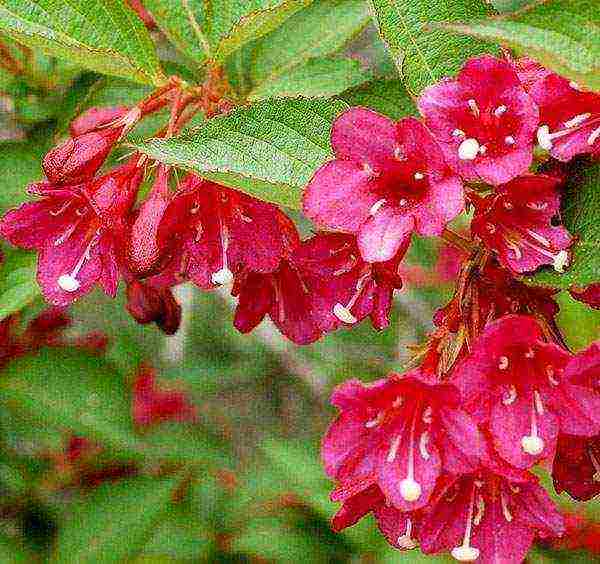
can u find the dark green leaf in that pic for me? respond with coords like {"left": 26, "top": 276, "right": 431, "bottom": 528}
{"left": 0, "top": 0, "right": 164, "bottom": 85}
{"left": 338, "top": 77, "right": 417, "bottom": 119}
{"left": 528, "top": 162, "right": 600, "bottom": 289}
{"left": 491, "top": 0, "right": 533, "bottom": 12}
{"left": 248, "top": 57, "right": 372, "bottom": 101}
{"left": 368, "top": 0, "right": 495, "bottom": 93}
{"left": 52, "top": 476, "right": 179, "bottom": 564}
{"left": 442, "top": 0, "right": 600, "bottom": 91}
{"left": 133, "top": 98, "right": 349, "bottom": 209}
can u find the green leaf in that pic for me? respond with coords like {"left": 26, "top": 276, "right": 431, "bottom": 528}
{"left": 528, "top": 162, "right": 600, "bottom": 289}
{"left": 248, "top": 57, "right": 372, "bottom": 101}
{"left": 247, "top": 0, "right": 370, "bottom": 94}
{"left": 368, "top": 0, "right": 495, "bottom": 93}
{"left": 491, "top": 0, "right": 532, "bottom": 12}
{"left": 0, "top": 0, "right": 164, "bottom": 85}
{"left": 52, "top": 476, "right": 179, "bottom": 564}
{"left": 338, "top": 77, "right": 417, "bottom": 119}
{"left": 442, "top": 0, "right": 600, "bottom": 91}
{"left": 133, "top": 98, "right": 349, "bottom": 209}
{"left": 0, "top": 250, "right": 40, "bottom": 321}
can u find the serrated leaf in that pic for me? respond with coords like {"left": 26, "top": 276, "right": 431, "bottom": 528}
{"left": 0, "top": 249, "right": 40, "bottom": 320}
{"left": 52, "top": 476, "right": 179, "bottom": 564}
{"left": 443, "top": 0, "right": 600, "bottom": 91}
{"left": 133, "top": 98, "right": 349, "bottom": 209}
{"left": 0, "top": 0, "right": 164, "bottom": 85}
{"left": 248, "top": 57, "right": 372, "bottom": 101}
{"left": 246, "top": 0, "right": 370, "bottom": 93}
{"left": 368, "top": 0, "right": 495, "bottom": 94}
{"left": 528, "top": 162, "right": 600, "bottom": 289}
{"left": 338, "top": 77, "right": 417, "bottom": 119}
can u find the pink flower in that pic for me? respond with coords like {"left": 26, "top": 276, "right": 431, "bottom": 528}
{"left": 43, "top": 107, "right": 140, "bottom": 185}
{"left": 293, "top": 232, "right": 408, "bottom": 331}
{"left": 530, "top": 73, "right": 600, "bottom": 161}
{"left": 132, "top": 364, "right": 196, "bottom": 427}
{"left": 322, "top": 372, "right": 484, "bottom": 512}
{"left": 471, "top": 174, "right": 573, "bottom": 274}
{"left": 420, "top": 465, "right": 564, "bottom": 563}
{"left": 303, "top": 109, "right": 463, "bottom": 262}
{"left": 157, "top": 174, "right": 288, "bottom": 289}
{"left": 0, "top": 161, "right": 143, "bottom": 306}
{"left": 509, "top": 56, "right": 552, "bottom": 92}
{"left": 453, "top": 316, "right": 600, "bottom": 469}
{"left": 570, "top": 283, "right": 600, "bottom": 310}
{"left": 418, "top": 55, "right": 539, "bottom": 185}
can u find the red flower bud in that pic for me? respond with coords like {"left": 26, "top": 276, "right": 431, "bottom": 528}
{"left": 126, "top": 280, "right": 181, "bottom": 335}
{"left": 69, "top": 106, "right": 129, "bottom": 136}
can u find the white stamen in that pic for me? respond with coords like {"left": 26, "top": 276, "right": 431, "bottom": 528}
{"left": 502, "top": 385, "right": 517, "bottom": 405}
{"left": 494, "top": 105, "right": 507, "bottom": 117}
{"left": 537, "top": 125, "right": 553, "bottom": 150}
{"left": 211, "top": 268, "right": 234, "bottom": 285}
{"left": 458, "top": 138, "right": 480, "bottom": 160}
{"left": 569, "top": 81, "right": 580, "bottom": 90}
{"left": 397, "top": 519, "right": 417, "bottom": 549}
{"left": 503, "top": 201, "right": 513, "bottom": 210}
{"left": 399, "top": 415, "right": 422, "bottom": 502}
{"left": 393, "top": 396, "right": 403, "bottom": 408}
{"left": 394, "top": 146, "right": 406, "bottom": 160}
{"left": 486, "top": 223, "right": 496, "bottom": 234}
{"left": 478, "top": 144, "right": 487, "bottom": 155}
{"left": 452, "top": 129, "right": 465, "bottom": 137}
{"left": 365, "top": 411, "right": 383, "bottom": 428}
{"left": 546, "top": 366, "right": 559, "bottom": 386}
{"left": 362, "top": 162, "right": 376, "bottom": 176}
{"left": 564, "top": 113, "right": 591, "bottom": 128}
{"left": 332, "top": 270, "right": 371, "bottom": 324}
{"left": 473, "top": 495, "right": 485, "bottom": 526}
{"left": 399, "top": 198, "right": 408, "bottom": 206}
{"left": 500, "top": 492, "right": 513, "bottom": 522}
{"left": 451, "top": 485, "right": 480, "bottom": 562}
{"left": 387, "top": 435, "right": 401, "bottom": 463}
{"left": 534, "top": 390, "right": 544, "bottom": 415}
{"left": 467, "top": 98, "right": 479, "bottom": 117}
{"left": 589, "top": 448, "right": 600, "bottom": 482}
{"left": 527, "top": 201, "right": 548, "bottom": 211}
{"left": 49, "top": 200, "right": 72, "bottom": 216}
{"left": 505, "top": 136, "right": 515, "bottom": 145}
{"left": 419, "top": 432, "right": 430, "bottom": 460}
{"left": 553, "top": 250, "right": 569, "bottom": 273}
{"left": 588, "top": 125, "right": 600, "bottom": 146}
{"left": 505, "top": 239, "right": 523, "bottom": 260}
{"left": 57, "top": 274, "right": 80, "bottom": 292}
{"left": 414, "top": 172, "right": 424, "bottom": 180}
{"left": 525, "top": 347, "right": 535, "bottom": 359}
{"left": 422, "top": 406, "right": 433, "bottom": 424}
{"left": 369, "top": 198, "right": 386, "bottom": 216}
{"left": 498, "top": 356, "right": 509, "bottom": 370}
{"left": 54, "top": 222, "right": 79, "bottom": 246}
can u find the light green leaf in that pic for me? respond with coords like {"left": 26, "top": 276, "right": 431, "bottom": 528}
{"left": 338, "top": 77, "right": 417, "bottom": 119}
{"left": 528, "top": 162, "right": 600, "bottom": 289}
{"left": 442, "top": 0, "right": 600, "bottom": 91}
{"left": 248, "top": 57, "right": 372, "bottom": 101}
{"left": 246, "top": 0, "right": 370, "bottom": 92}
{"left": 133, "top": 98, "right": 349, "bottom": 209}
{"left": 52, "top": 476, "right": 180, "bottom": 564}
{"left": 368, "top": 0, "right": 495, "bottom": 93}
{"left": 0, "top": 0, "right": 164, "bottom": 85}
{"left": 0, "top": 250, "right": 40, "bottom": 321}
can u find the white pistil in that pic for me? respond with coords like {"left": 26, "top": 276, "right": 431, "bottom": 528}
{"left": 500, "top": 492, "right": 513, "bottom": 522}
{"left": 414, "top": 172, "right": 424, "bottom": 180}
{"left": 473, "top": 495, "right": 485, "bottom": 526}
{"left": 521, "top": 394, "right": 545, "bottom": 456}
{"left": 397, "top": 518, "right": 417, "bottom": 550}
{"left": 419, "top": 431, "right": 431, "bottom": 460}
{"left": 332, "top": 271, "right": 370, "bottom": 324}
{"left": 588, "top": 125, "right": 600, "bottom": 146}
{"left": 494, "top": 105, "right": 507, "bottom": 117}
{"left": 387, "top": 435, "right": 401, "bottom": 463}
{"left": 369, "top": 198, "right": 386, "bottom": 216}
{"left": 564, "top": 113, "right": 591, "bottom": 128}
{"left": 502, "top": 385, "right": 517, "bottom": 405}
{"left": 451, "top": 484, "right": 480, "bottom": 562}
{"left": 211, "top": 223, "right": 233, "bottom": 285}
{"left": 57, "top": 274, "right": 80, "bottom": 292}
{"left": 505, "top": 135, "right": 515, "bottom": 145}
{"left": 467, "top": 98, "right": 480, "bottom": 117}
{"left": 498, "top": 356, "right": 509, "bottom": 370}
{"left": 588, "top": 448, "right": 600, "bottom": 482}
{"left": 458, "top": 138, "right": 480, "bottom": 160}
{"left": 57, "top": 235, "right": 98, "bottom": 293}
{"left": 399, "top": 415, "right": 422, "bottom": 502}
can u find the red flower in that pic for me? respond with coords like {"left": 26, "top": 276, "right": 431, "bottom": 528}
{"left": 530, "top": 73, "right": 600, "bottom": 161}
{"left": 418, "top": 55, "right": 539, "bottom": 185}
{"left": 552, "top": 434, "right": 600, "bottom": 501}
{"left": 126, "top": 279, "right": 181, "bottom": 335}
{"left": 43, "top": 106, "right": 140, "bottom": 185}
{"left": 132, "top": 365, "right": 196, "bottom": 427}
{"left": 303, "top": 109, "right": 463, "bottom": 262}
{"left": 0, "top": 161, "right": 143, "bottom": 306}
{"left": 570, "top": 283, "right": 600, "bottom": 310}
{"left": 293, "top": 232, "right": 408, "bottom": 332}
{"left": 157, "top": 174, "right": 289, "bottom": 289}
{"left": 471, "top": 174, "right": 573, "bottom": 274}
{"left": 454, "top": 316, "right": 600, "bottom": 469}
{"left": 321, "top": 372, "right": 484, "bottom": 512}
{"left": 420, "top": 465, "right": 563, "bottom": 563}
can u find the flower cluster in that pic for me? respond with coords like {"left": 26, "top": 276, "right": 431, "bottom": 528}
{"left": 316, "top": 54, "right": 600, "bottom": 563}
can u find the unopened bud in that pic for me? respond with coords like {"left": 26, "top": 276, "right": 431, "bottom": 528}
{"left": 70, "top": 106, "right": 129, "bottom": 136}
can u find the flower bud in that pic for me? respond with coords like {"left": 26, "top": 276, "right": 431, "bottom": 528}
{"left": 69, "top": 106, "right": 129, "bottom": 136}
{"left": 126, "top": 280, "right": 181, "bottom": 335}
